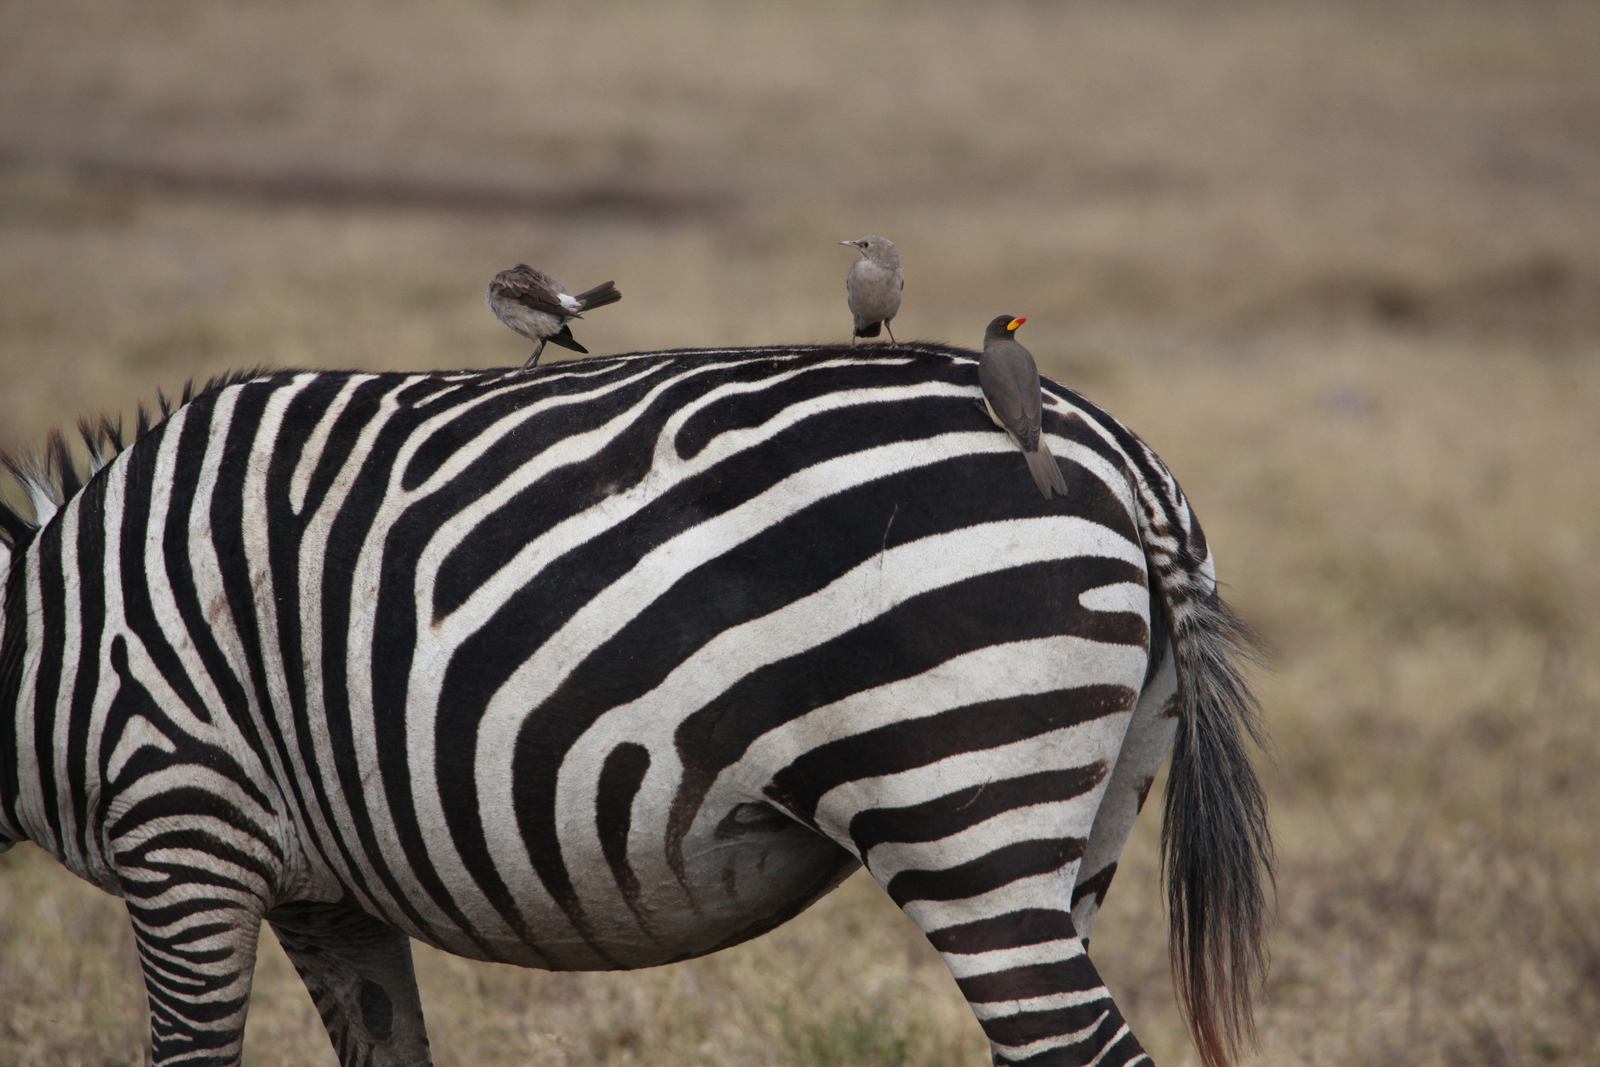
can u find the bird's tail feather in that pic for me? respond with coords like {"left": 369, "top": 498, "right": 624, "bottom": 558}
{"left": 853, "top": 320, "right": 882, "bottom": 339}
{"left": 1025, "top": 445, "right": 1069, "bottom": 499}
{"left": 574, "top": 281, "right": 621, "bottom": 311}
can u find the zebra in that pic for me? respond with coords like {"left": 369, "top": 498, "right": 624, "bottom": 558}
{"left": 0, "top": 342, "right": 1271, "bottom": 1067}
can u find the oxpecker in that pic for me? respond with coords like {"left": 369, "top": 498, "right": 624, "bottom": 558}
{"left": 979, "top": 315, "right": 1069, "bottom": 499}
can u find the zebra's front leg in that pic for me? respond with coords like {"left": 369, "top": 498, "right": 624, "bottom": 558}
{"left": 267, "top": 901, "right": 434, "bottom": 1067}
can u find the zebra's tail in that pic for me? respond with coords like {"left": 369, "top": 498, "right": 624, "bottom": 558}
{"left": 1144, "top": 511, "right": 1274, "bottom": 1067}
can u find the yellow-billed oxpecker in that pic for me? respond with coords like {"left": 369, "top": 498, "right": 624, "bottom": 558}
{"left": 979, "top": 314, "right": 1069, "bottom": 499}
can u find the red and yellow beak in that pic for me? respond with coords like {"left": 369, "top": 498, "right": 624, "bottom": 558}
{"left": 1007, "top": 317, "right": 1026, "bottom": 331}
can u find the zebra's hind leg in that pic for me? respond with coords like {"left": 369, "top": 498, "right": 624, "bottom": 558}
{"left": 831, "top": 759, "right": 1153, "bottom": 1064}
{"left": 916, "top": 896, "right": 1148, "bottom": 1066}
{"left": 1072, "top": 640, "right": 1180, "bottom": 944}
{"left": 122, "top": 893, "right": 264, "bottom": 1066}
{"left": 816, "top": 705, "right": 1155, "bottom": 1063}
{"left": 267, "top": 901, "right": 434, "bottom": 1067}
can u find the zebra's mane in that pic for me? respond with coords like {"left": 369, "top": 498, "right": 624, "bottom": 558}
{"left": 0, "top": 368, "right": 269, "bottom": 551}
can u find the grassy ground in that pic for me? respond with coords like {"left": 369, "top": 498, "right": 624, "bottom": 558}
{"left": 1, "top": 2, "right": 1597, "bottom": 1065}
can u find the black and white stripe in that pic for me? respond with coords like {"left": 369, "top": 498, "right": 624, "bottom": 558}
{"left": 0, "top": 343, "right": 1271, "bottom": 1067}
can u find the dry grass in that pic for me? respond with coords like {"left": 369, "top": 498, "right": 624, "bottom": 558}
{"left": 1, "top": 1, "right": 1598, "bottom": 1064}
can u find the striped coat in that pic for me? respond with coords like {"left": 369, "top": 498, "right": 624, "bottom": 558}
{"left": 0, "top": 343, "right": 1270, "bottom": 1067}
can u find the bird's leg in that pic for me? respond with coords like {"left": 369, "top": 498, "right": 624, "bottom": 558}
{"left": 522, "top": 339, "right": 547, "bottom": 369}
{"left": 849, "top": 333, "right": 858, "bottom": 347}
{"left": 885, "top": 322, "right": 899, "bottom": 347}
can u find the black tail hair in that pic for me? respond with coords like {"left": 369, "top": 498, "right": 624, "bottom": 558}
{"left": 574, "top": 280, "right": 621, "bottom": 312}
{"left": 1160, "top": 590, "right": 1274, "bottom": 1067}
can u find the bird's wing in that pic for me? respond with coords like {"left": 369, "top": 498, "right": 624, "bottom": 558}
{"left": 1019, "top": 370, "right": 1042, "bottom": 423}
{"left": 980, "top": 344, "right": 1044, "bottom": 443}
{"left": 490, "top": 274, "right": 573, "bottom": 317}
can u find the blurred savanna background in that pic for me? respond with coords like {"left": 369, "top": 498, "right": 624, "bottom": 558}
{"left": 2, "top": 0, "right": 1598, "bottom": 1064}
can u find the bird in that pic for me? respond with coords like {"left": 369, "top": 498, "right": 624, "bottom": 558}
{"left": 485, "top": 264, "right": 621, "bottom": 368}
{"left": 979, "top": 315, "right": 1069, "bottom": 500}
{"left": 840, "top": 236, "right": 903, "bottom": 345}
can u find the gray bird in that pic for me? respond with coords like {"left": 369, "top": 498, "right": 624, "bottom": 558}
{"left": 486, "top": 264, "right": 621, "bottom": 368}
{"left": 979, "top": 315, "right": 1069, "bottom": 500}
{"left": 840, "top": 236, "right": 903, "bottom": 345}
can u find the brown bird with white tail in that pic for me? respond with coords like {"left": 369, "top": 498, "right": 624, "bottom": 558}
{"left": 486, "top": 264, "right": 621, "bottom": 368}
{"left": 979, "top": 315, "right": 1069, "bottom": 499}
